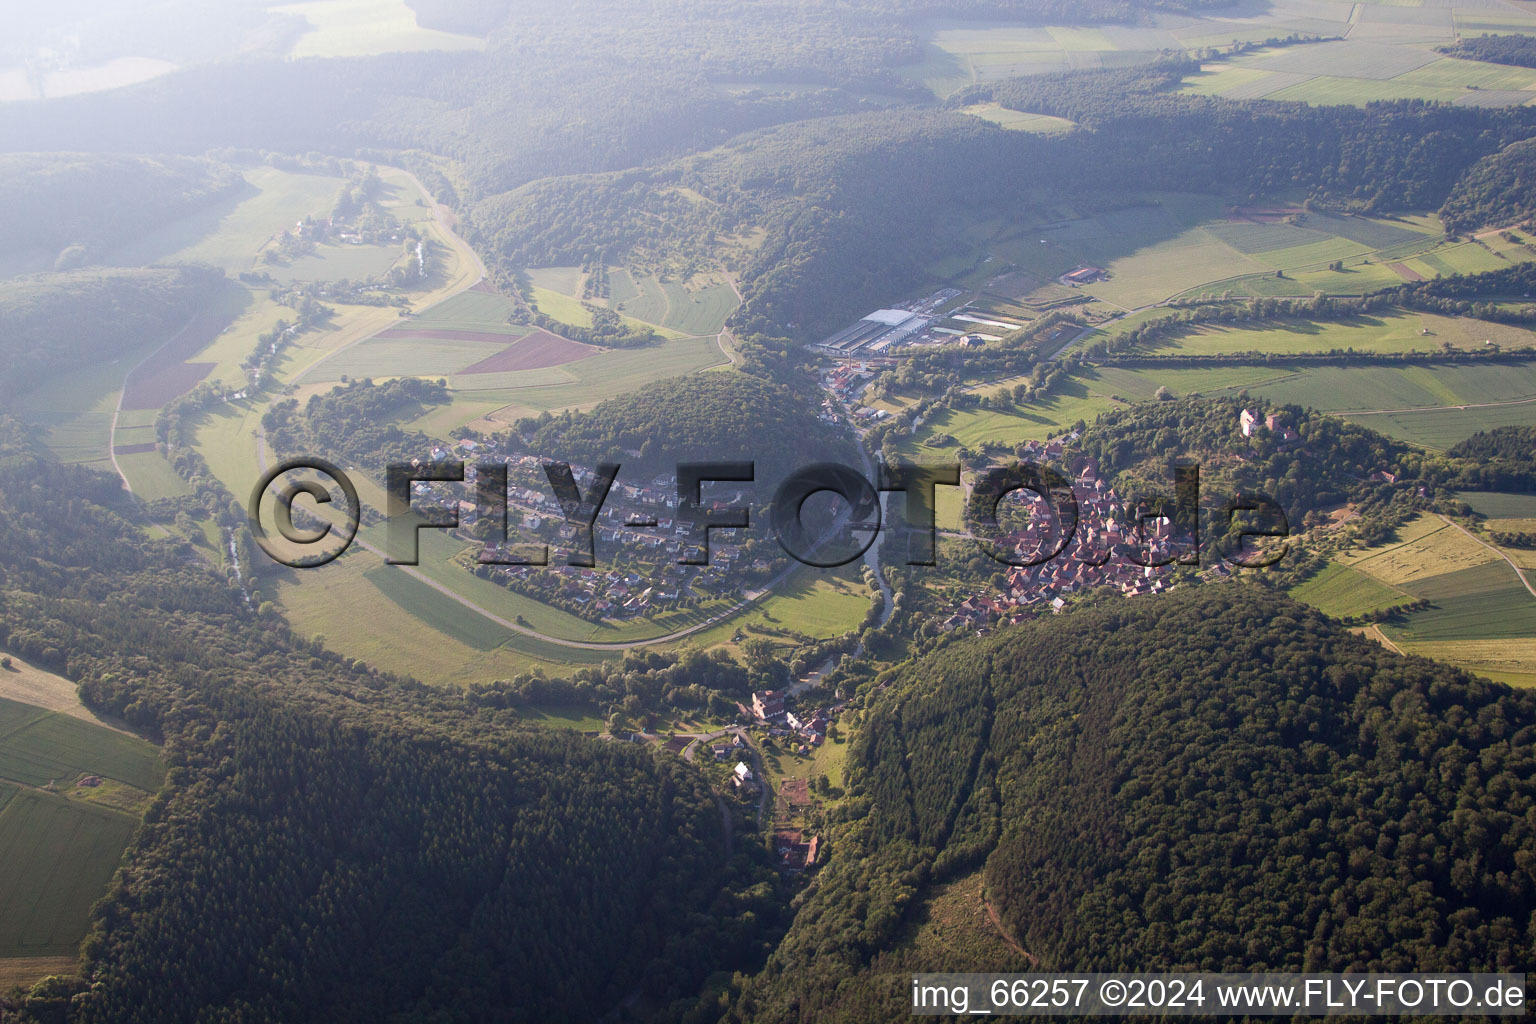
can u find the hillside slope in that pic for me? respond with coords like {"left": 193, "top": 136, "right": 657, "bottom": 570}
{"left": 0, "top": 421, "right": 775, "bottom": 1024}
{"left": 732, "top": 587, "right": 1536, "bottom": 1021}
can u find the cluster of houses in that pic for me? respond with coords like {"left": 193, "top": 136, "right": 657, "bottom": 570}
{"left": 940, "top": 449, "right": 1180, "bottom": 632}
{"left": 748, "top": 690, "right": 832, "bottom": 756}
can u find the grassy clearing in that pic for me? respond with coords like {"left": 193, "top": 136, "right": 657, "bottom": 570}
{"left": 412, "top": 289, "right": 522, "bottom": 329}
{"left": 513, "top": 705, "right": 607, "bottom": 732}
{"left": 279, "top": 241, "right": 407, "bottom": 283}
{"left": 659, "top": 278, "right": 738, "bottom": 335}
{"left": 0, "top": 790, "right": 138, "bottom": 957}
{"left": 1346, "top": 403, "right": 1536, "bottom": 451}
{"left": 441, "top": 334, "right": 729, "bottom": 420}
{"left": 363, "top": 564, "right": 516, "bottom": 652}
{"left": 958, "top": 102, "right": 1076, "bottom": 134}
{"left": 1290, "top": 562, "right": 1413, "bottom": 618}
{"left": 739, "top": 568, "right": 872, "bottom": 639}
{"left": 309, "top": 335, "right": 514, "bottom": 381}
{"left": 15, "top": 334, "right": 167, "bottom": 469}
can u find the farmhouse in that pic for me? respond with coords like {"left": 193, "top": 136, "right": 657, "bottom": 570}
{"left": 752, "top": 690, "right": 785, "bottom": 720}
{"left": 1062, "top": 265, "right": 1107, "bottom": 286}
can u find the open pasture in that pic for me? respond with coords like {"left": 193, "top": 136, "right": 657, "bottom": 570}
{"left": 1137, "top": 310, "right": 1536, "bottom": 357}
{"left": 412, "top": 287, "right": 522, "bottom": 330}
{"left": 274, "top": 550, "right": 613, "bottom": 687}
{"left": 430, "top": 334, "right": 730, "bottom": 423}
{"left": 958, "top": 102, "right": 1076, "bottom": 134}
{"left": 1349, "top": 402, "right": 1536, "bottom": 450}
{"left": 1183, "top": 28, "right": 1536, "bottom": 108}
{"left": 119, "top": 290, "right": 248, "bottom": 409}
{"left": 276, "top": 241, "right": 406, "bottom": 283}
{"left": 116, "top": 450, "right": 193, "bottom": 500}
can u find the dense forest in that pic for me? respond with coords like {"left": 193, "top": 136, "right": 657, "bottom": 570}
{"left": 1448, "top": 425, "right": 1536, "bottom": 461}
{"left": 520, "top": 371, "right": 852, "bottom": 484}
{"left": 1437, "top": 33, "right": 1536, "bottom": 69}
{"left": 473, "top": 110, "right": 1034, "bottom": 340}
{"left": 729, "top": 589, "right": 1536, "bottom": 1021}
{"left": 263, "top": 377, "right": 451, "bottom": 471}
{"left": 1439, "top": 137, "right": 1536, "bottom": 231}
{"left": 0, "top": 266, "right": 229, "bottom": 399}
{"left": 981, "top": 60, "right": 1536, "bottom": 210}
{"left": 474, "top": 61, "right": 1536, "bottom": 341}
{"left": 0, "top": 414, "right": 781, "bottom": 1024}
{"left": 0, "top": 154, "right": 242, "bottom": 267}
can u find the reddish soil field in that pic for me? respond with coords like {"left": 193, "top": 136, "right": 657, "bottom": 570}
{"left": 469, "top": 279, "right": 500, "bottom": 294}
{"left": 111, "top": 442, "right": 159, "bottom": 456}
{"left": 1387, "top": 262, "right": 1425, "bottom": 282}
{"left": 459, "top": 330, "right": 597, "bottom": 374}
{"left": 374, "top": 327, "right": 521, "bottom": 343}
{"left": 119, "top": 306, "right": 234, "bottom": 410}
{"left": 122, "top": 362, "right": 215, "bottom": 409}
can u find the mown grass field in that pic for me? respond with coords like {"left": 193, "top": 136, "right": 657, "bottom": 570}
{"left": 1337, "top": 515, "right": 1495, "bottom": 586}
{"left": 0, "top": 790, "right": 138, "bottom": 957}
{"left": 740, "top": 568, "right": 872, "bottom": 639}
{"left": 958, "top": 102, "right": 1076, "bottom": 134}
{"left": 1399, "top": 638, "right": 1536, "bottom": 688}
{"left": 429, "top": 333, "right": 730, "bottom": 422}
{"left": 116, "top": 450, "right": 193, "bottom": 501}
{"left": 529, "top": 265, "right": 738, "bottom": 336}
{"left": 274, "top": 0, "right": 486, "bottom": 58}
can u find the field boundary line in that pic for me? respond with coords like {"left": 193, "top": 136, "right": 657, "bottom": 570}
{"left": 1440, "top": 514, "right": 1536, "bottom": 600}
